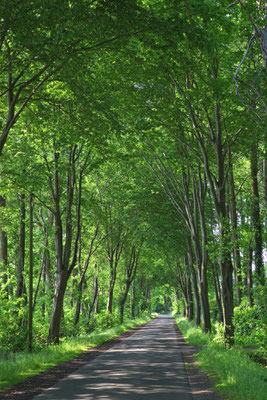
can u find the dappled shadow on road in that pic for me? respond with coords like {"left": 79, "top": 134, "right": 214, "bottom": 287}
{"left": 35, "top": 317, "right": 192, "bottom": 400}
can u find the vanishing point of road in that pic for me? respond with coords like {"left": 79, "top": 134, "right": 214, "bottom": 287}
{"left": 33, "top": 315, "right": 193, "bottom": 399}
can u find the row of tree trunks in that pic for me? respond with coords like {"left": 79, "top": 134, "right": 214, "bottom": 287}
{"left": 175, "top": 260, "right": 193, "bottom": 321}
{"left": 46, "top": 144, "right": 90, "bottom": 344}
{"left": 186, "top": 237, "right": 201, "bottom": 326}
{"left": 119, "top": 244, "right": 142, "bottom": 323}
{"left": 74, "top": 223, "right": 102, "bottom": 326}
{"left": 146, "top": 141, "right": 211, "bottom": 332}
{"left": 173, "top": 74, "right": 235, "bottom": 344}
{"left": 211, "top": 262, "right": 223, "bottom": 322}
{"left": 106, "top": 229, "right": 127, "bottom": 314}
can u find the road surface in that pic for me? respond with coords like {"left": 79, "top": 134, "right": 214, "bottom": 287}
{"left": 33, "top": 315, "right": 193, "bottom": 399}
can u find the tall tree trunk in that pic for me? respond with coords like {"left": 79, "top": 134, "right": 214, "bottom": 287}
{"left": 185, "top": 271, "right": 193, "bottom": 321}
{"left": 186, "top": 237, "right": 201, "bottom": 326}
{"left": 247, "top": 247, "right": 254, "bottom": 307}
{"left": 28, "top": 194, "right": 34, "bottom": 352}
{"left": 47, "top": 145, "right": 90, "bottom": 343}
{"left": 94, "top": 287, "right": 100, "bottom": 315}
{"left": 147, "top": 287, "right": 151, "bottom": 314}
{"left": 200, "top": 101, "right": 234, "bottom": 345}
{"left": 219, "top": 219, "right": 234, "bottom": 345}
{"left": 74, "top": 281, "right": 83, "bottom": 326}
{"left": 47, "top": 145, "right": 84, "bottom": 343}
{"left": 87, "top": 274, "right": 99, "bottom": 324}
{"left": 74, "top": 224, "right": 101, "bottom": 325}
{"left": 106, "top": 231, "right": 127, "bottom": 314}
{"left": 130, "top": 278, "right": 136, "bottom": 319}
{"left": 263, "top": 149, "right": 267, "bottom": 210}
{"left": 185, "top": 170, "right": 211, "bottom": 332}
{"left": 42, "top": 232, "right": 52, "bottom": 317}
{"left": 195, "top": 174, "right": 211, "bottom": 332}
{"left": 250, "top": 141, "right": 264, "bottom": 285}
{"left": 48, "top": 271, "right": 69, "bottom": 343}
{"left": 0, "top": 195, "right": 8, "bottom": 296}
{"left": 33, "top": 260, "right": 44, "bottom": 313}
{"left": 228, "top": 164, "right": 242, "bottom": 305}
{"left": 119, "top": 245, "right": 141, "bottom": 323}
{"left": 48, "top": 148, "right": 65, "bottom": 344}
{"left": 107, "top": 277, "right": 116, "bottom": 314}
{"left": 16, "top": 193, "right": 25, "bottom": 298}
{"left": 119, "top": 280, "right": 131, "bottom": 323}
{"left": 175, "top": 261, "right": 190, "bottom": 320}
{"left": 211, "top": 262, "right": 223, "bottom": 322}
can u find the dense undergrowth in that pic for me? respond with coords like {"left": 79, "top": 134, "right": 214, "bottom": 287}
{"left": 0, "top": 314, "right": 152, "bottom": 392}
{"left": 175, "top": 314, "right": 267, "bottom": 400}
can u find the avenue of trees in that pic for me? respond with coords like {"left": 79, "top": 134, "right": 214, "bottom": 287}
{"left": 0, "top": 0, "right": 266, "bottom": 351}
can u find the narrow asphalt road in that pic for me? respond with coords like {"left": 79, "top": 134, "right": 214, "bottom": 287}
{"left": 33, "top": 315, "right": 193, "bottom": 400}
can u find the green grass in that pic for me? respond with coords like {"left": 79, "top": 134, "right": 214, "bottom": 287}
{"left": 176, "top": 316, "right": 212, "bottom": 346}
{"left": 175, "top": 316, "right": 267, "bottom": 400}
{"left": 196, "top": 344, "right": 267, "bottom": 400}
{"left": 0, "top": 315, "right": 151, "bottom": 392}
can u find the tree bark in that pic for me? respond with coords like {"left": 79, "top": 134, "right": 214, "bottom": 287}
{"left": 119, "top": 280, "right": 131, "bottom": 323}
{"left": 194, "top": 172, "right": 211, "bottom": 332}
{"left": 228, "top": 164, "right": 242, "bottom": 305}
{"left": 119, "top": 244, "right": 141, "bottom": 323}
{"left": 94, "top": 287, "right": 100, "bottom": 315}
{"left": 175, "top": 260, "right": 191, "bottom": 320}
{"left": 16, "top": 193, "right": 26, "bottom": 298}
{"left": 74, "top": 224, "right": 101, "bottom": 325}
{"left": 247, "top": 247, "right": 254, "bottom": 307}
{"left": 106, "top": 230, "right": 127, "bottom": 314}
{"left": 263, "top": 149, "right": 267, "bottom": 210}
{"left": 28, "top": 194, "right": 34, "bottom": 352}
{"left": 0, "top": 195, "right": 8, "bottom": 297}
{"left": 198, "top": 101, "right": 234, "bottom": 345}
{"left": 47, "top": 144, "right": 85, "bottom": 344}
{"left": 107, "top": 275, "right": 116, "bottom": 314}
{"left": 250, "top": 141, "right": 264, "bottom": 285}
{"left": 186, "top": 237, "right": 201, "bottom": 326}
{"left": 87, "top": 274, "right": 99, "bottom": 324}
{"left": 185, "top": 271, "right": 193, "bottom": 321}
{"left": 130, "top": 278, "right": 136, "bottom": 318}
{"left": 211, "top": 262, "right": 223, "bottom": 322}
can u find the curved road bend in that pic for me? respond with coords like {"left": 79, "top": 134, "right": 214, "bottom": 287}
{"left": 33, "top": 315, "right": 193, "bottom": 399}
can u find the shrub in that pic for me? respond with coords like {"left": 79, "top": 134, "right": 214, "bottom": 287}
{"left": 233, "top": 299, "right": 267, "bottom": 348}
{"left": 213, "top": 321, "right": 224, "bottom": 344}
{"left": 95, "top": 310, "right": 120, "bottom": 330}
{"left": 0, "top": 277, "right": 28, "bottom": 352}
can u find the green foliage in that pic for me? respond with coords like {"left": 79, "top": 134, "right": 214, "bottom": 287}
{"left": 0, "top": 274, "right": 27, "bottom": 353}
{"left": 212, "top": 321, "right": 224, "bottom": 344}
{"left": 0, "top": 0, "right": 265, "bottom": 387}
{"left": 95, "top": 311, "right": 120, "bottom": 330}
{"left": 233, "top": 299, "right": 267, "bottom": 348}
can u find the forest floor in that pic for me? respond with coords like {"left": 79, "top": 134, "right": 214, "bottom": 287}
{"left": 0, "top": 316, "right": 224, "bottom": 400}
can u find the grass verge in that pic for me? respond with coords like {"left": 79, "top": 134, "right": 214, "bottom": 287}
{"left": 0, "top": 315, "right": 151, "bottom": 392}
{"left": 175, "top": 316, "right": 267, "bottom": 400}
